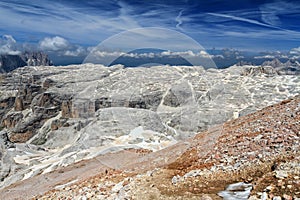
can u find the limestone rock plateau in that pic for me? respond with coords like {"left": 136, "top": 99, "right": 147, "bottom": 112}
{"left": 0, "top": 64, "right": 299, "bottom": 199}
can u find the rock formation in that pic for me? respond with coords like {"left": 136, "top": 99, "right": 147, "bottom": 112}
{"left": 262, "top": 58, "right": 300, "bottom": 75}
{"left": 1, "top": 94, "right": 299, "bottom": 200}
{"left": 0, "top": 52, "right": 52, "bottom": 73}
{"left": 0, "top": 63, "right": 299, "bottom": 195}
{"left": 20, "top": 51, "right": 53, "bottom": 67}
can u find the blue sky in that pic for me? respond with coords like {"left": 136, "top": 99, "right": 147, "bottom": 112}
{"left": 0, "top": 0, "right": 300, "bottom": 65}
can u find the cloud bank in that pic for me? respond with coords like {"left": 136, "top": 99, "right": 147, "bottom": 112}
{"left": 89, "top": 50, "right": 218, "bottom": 59}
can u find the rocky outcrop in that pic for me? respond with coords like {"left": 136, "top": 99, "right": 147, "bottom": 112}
{"left": 0, "top": 64, "right": 299, "bottom": 191}
{"left": 262, "top": 58, "right": 300, "bottom": 75}
{"left": 241, "top": 65, "right": 278, "bottom": 76}
{"left": 61, "top": 100, "right": 72, "bottom": 118}
{"left": 0, "top": 55, "right": 26, "bottom": 73}
{"left": 0, "top": 97, "right": 15, "bottom": 120}
{"left": 0, "top": 52, "right": 52, "bottom": 73}
{"left": 14, "top": 96, "right": 24, "bottom": 111}
{"left": 20, "top": 51, "right": 53, "bottom": 67}
{"left": 6, "top": 95, "right": 298, "bottom": 200}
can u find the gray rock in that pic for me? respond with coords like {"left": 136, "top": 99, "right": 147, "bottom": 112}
{"left": 183, "top": 170, "right": 203, "bottom": 178}
{"left": 171, "top": 175, "right": 182, "bottom": 185}
{"left": 261, "top": 192, "right": 268, "bottom": 200}
{"left": 0, "top": 130, "right": 14, "bottom": 149}
{"left": 0, "top": 52, "right": 52, "bottom": 73}
{"left": 0, "top": 64, "right": 299, "bottom": 189}
{"left": 0, "top": 55, "right": 26, "bottom": 73}
{"left": 275, "top": 170, "right": 288, "bottom": 179}
{"left": 20, "top": 51, "right": 53, "bottom": 67}
{"left": 262, "top": 58, "right": 300, "bottom": 75}
{"left": 163, "top": 81, "right": 193, "bottom": 107}
{"left": 218, "top": 182, "right": 252, "bottom": 200}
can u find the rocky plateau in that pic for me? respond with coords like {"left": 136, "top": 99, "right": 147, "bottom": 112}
{"left": 0, "top": 63, "right": 299, "bottom": 199}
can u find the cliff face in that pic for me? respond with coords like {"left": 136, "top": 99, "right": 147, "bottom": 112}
{"left": 20, "top": 51, "right": 53, "bottom": 67}
{"left": 0, "top": 52, "right": 52, "bottom": 73}
{"left": 262, "top": 58, "right": 300, "bottom": 75}
{"left": 0, "top": 55, "right": 26, "bottom": 73}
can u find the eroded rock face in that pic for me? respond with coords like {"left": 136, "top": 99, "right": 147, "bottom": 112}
{"left": 0, "top": 64, "right": 299, "bottom": 189}
{"left": 0, "top": 65, "right": 299, "bottom": 138}
{"left": 0, "top": 64, "right": 299, "bottom": 143}
{"left": 20, "top": 52, "right": 53, "bottom": 67}
{"left": 0, "top": 55, "right": 26, "bottom": 73}
{"left": 262, "top": 58, "right": 300, "bottom": 75}
{"left": 0, "top": 52, "right": 52, "bottom": 73}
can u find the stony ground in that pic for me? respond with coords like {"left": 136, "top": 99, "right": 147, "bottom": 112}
{"left": 24, "top": 95, "right": 298, "bottom": 199}
{"left": 1, "top": 64, "right": 300, "bottom": 194}
{"left": 0, "top": 95, "right": 299, "bottom": 199}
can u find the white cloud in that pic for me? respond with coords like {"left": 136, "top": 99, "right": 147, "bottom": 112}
{"left": 64, "top": 46, "right": 86, "bottom": 57}
{"left": 254, "top": 54, "right": 289, "bottom": 59}
{"left": 138, "top": 52, "right": 155, "bottom": 58}
{"left": 92, "top": 51, "right": 125, "bottom": 58}
{"left": 290, "top": 47, "right": 300, "bottom": 55}
{"left": 88, "top": 50, "right": 215, "bottom": 59}
{"left": 39, "top": 36, "right": 70, "bottom": 51}
{"left": 38, "top": 36, "right": 87, "bottom": 57}
{"left": 198, "top": 50, "right": 211, "bottom": 58}
{"left": 254, "top": 55, "right": 275, "bottom": 59}
{"left": 235, "top": 55, "right": 244, "bottom": 59}
{"left": 0, "top": 34, "right": 21, "bottom": 55}
{"left": 161, "top": 50, "right": 213, "bottom": 58}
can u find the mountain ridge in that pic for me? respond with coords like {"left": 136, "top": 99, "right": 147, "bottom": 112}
{"left": 0, "top": 52, "right": 52, "bottom": 73}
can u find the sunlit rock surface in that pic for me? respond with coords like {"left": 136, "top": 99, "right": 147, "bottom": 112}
{"left": 0, "top": 64, "right": 299, "bottom": 189}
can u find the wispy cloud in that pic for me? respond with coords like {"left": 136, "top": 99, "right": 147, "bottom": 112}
{"left": 117, "top": 1, "right": 141, "bottom": 29}
{"left": 259, "top": 1, "right": 300, "bottom": 26}
{"left": 175, "top": 10, "right": 184, "bottom": 30}
{"left": 0, "top": 0, "right": 143, "bottom": 44}
{"left": 0, "top": 0, "right": 300, "bottom": 53}
{"left": 207, "top": 12, "right": 278, "bottom": 29}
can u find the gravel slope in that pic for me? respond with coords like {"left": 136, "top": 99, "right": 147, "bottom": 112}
{"left": 0, "top": 95, "right": 298, "bottom": 199}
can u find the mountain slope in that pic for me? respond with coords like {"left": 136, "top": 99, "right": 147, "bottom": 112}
{"left": 0, "top": 52, "right": 52, "bottom": 73}
{"left": 0, "top": 95, "right": 299, "bottom": 199}
{"left": 0, "top": 64, "right": 299, "bottom": 199}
